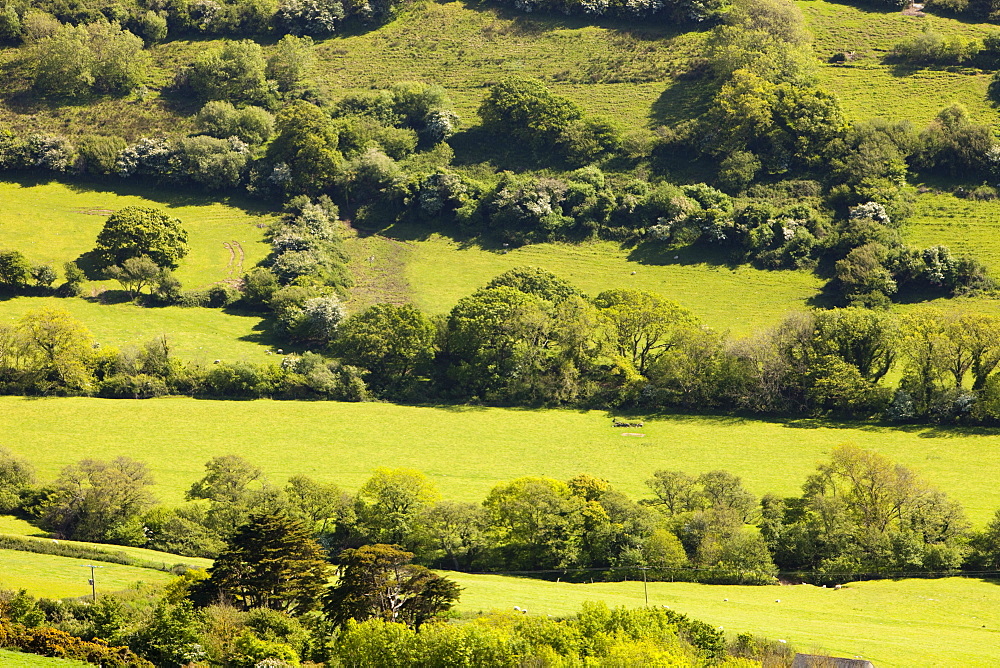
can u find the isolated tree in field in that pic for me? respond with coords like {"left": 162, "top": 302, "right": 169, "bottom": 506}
{"left": 0, "top": 447, "right": 34, "bottom": 512}
{"left": 325, "top": 544, "right": 461, "bottom": 629}
{"left": 30, "top": 456, "right": 156, "bottom": 544}
{"left": 107, "top": 255, "right": 162, "bottom": 298}
{"left": 200, "top": 512, "right": 331, "bottom": 614}
{"left": 94, "top": 206, "right": 188, "bottom": 269}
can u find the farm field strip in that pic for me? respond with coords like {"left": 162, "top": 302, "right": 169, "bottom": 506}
{"left": 448, "top": 572, "right": 1000, "bottom": 668}
{"left": 3, "top": 396, "right": 1000, "bottom": 525}
{"left": 0, "top": 549, "right": 172, "bottom": 600}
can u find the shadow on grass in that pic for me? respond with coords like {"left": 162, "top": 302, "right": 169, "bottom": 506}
{"left": 0, "top": 171, "right": 277, "bottom": 218}
{"left": 650, "top": 77, "right": 716, "bottom": 128}
{"left": 626, "top": 240, "right": 740, "bottom": 269}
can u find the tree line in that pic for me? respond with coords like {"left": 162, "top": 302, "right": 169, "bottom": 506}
{"left": 7, "top": 265, "right": 1000, "bottom": 424}
{"left": 4, "top": 443, "right": 1000, "bottom": 584}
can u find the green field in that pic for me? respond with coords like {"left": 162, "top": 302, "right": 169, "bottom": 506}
{"left": 0, "top": 549, "right": 172, "bottom": 599}
{"left": 799, "top": 0, "right": 1000, "bottom": 128}
{"left": 0, "top": 296, "right": 273, "bottom": 363}
{"left": 345, "top": 229, "right": 825, "bottom": 333}
{"left": 0, "top": 178, "right": 273, "bottom": 290}
{"left": 0, "top": 650, "right": 87, "bottom": 667}
{"left": 0, "top": 178, "right": 281, "bottom": 361}
{"left": 2, "top": 396, "right": 1000, "bottom": 525}
{"left": 449, "top": 572, "right": 1000, "bottom": 668}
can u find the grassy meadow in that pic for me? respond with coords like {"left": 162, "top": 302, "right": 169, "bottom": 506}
{"left": 448, "top": 572, "right": 1000, "bottom": 668}
{"left": 0, "top": 178, "right": 273, "bottom": 290}
{"left": 0, "top": 651, "right": 88, "bottom": 667}
{"left": 345, "top": 229, "right": 825, "bottom": 333}
{"left": 2, "top": 396, "right": 1000, "bottom": 525}
{"left": 799, "top": 0, "right": 1000, "bottom": 127}
{"left": 0, "top": 549, "right": 172, "bottom": 599}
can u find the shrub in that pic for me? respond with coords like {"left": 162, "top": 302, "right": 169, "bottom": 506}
{"left": 78, "top": 134, "right": 127, "bottom": 175}
{"left": 479, "top": 76, "right": 583, "bottom": 149}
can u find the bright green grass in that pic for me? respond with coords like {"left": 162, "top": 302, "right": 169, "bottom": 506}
{"left": 0, "top": 296, "right": 272, "bottom": 363}
{"left": 0, "top": 178, "right": 273, "bottom": 290}
{"left": 309, "top": 1, "right": 699, "bottom": 129}
{"left": 907, "top": 190, "right": 1000, "bottom": 273}
{"left": 0, "top": 515, "right": 44, "bottom": 536}
{"left": 349, "top": 230, "right": 824, "bottom": 334}
{"left": 0, "top": 523, "right": 213, "bottom": 571}
{"left": 0, "top": 178, "right": 277, "bottom": 362}
{"left": 0, "top": 650, "right": 88, "bottom": 667}
{"left": 799, "top": 0, "right": 995, "bottom": 60}
{"left": 0, "top": 549, "right": 172, "bottom": 599}
{"left": 447, "top": 572, "right": 1000, "bottom": 668}
{"left": 797, "top": 0, "right": 1000, "bottom": 127}
{"left": 3, "top": 396, "right": 1000, "bottom": 525}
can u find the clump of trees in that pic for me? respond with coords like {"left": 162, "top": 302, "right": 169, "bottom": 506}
{"left": 27, "top": 19, "right": 148, "bottom": 98}
{"left": 6, "top": 268, "right": 1000, "bottom": 424}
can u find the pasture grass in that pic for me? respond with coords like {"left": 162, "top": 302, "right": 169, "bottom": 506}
{"left": 311, "top": 1, "right": 701, "bottom": 129}
{"left": 2, "top": 396, "right": 1000, "bottom": 525}
{"left": 0, "top": 178, "right": 278, "bottom": 361}
{"left": 798, "top": 0, "right": 1000, "bottom": 127}
{"left": 0, "top": 296, "right": 273, "bottom": 363}
{"left": 0, "top": 549, "right": 172, "bottom": 599}
{"left": 0, "top": 650, "right": 88, "bottom": 667}
{"left": 0, "top": 178, "right": 273, "bottom": 290}
{"left": 447, "top": 572, "right": 1000, "bottom": 668}
{"left": 346, "top": 229, "right": 825, "bottom": 333}
{"left": 907, "top": 189, "right": 1000, "bottom": 274}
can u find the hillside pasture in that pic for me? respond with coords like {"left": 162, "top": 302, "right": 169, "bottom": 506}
{"left": 449, "top": 572, "right": 1000, "bottom": 668}
{"left": 0, "top": 296, "right": 273, "bottom": 363}
{"left": 0, "top": 549, "right": 172, "bottom": 599}
{"left": 2, "top": 397, "right": 1000, "bottom": 525}
{"left": 345, "top": 230, "right": 825, "bottom": 333}
{"left": 0, "top": 178, "right": 273, "bottom": 290}
{"left": 798, "top": 0, "right": 1000, "bottom": 127}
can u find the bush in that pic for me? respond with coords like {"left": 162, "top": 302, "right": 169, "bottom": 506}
{"left": 479, "top": 76, "right": 583, "bottom": 149}
{"left": 78, "top": 134, "right": 127, "bottom": 175}
{"left": 187, "top": 39, "right": 274, "bottom": 107}
{"left": 196, "top": 101, "right": 276, "bottom": 145}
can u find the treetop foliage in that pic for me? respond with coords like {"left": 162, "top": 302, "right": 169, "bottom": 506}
{"left": 93, "top": 206, "right": 189, "bottom": 269}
